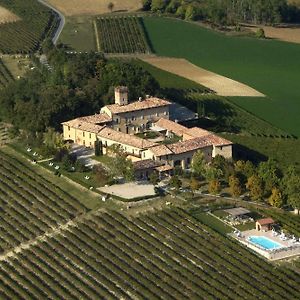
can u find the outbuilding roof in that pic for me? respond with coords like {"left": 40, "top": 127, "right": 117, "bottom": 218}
{"left": 224, "top": 207, "right": 251, "bottom": 217}
{"left": 256, "top": 218, "right": 275, "bottom": 225}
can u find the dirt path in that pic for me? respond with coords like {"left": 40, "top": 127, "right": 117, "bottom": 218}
{"left": 0, "top": 6, "right": 20, "bottom": 24}
{"left": 245, "top": 24, "right": 300, "bottom": 44}
{"left": 142, "top": 57, "right": 265, "bottom": 97}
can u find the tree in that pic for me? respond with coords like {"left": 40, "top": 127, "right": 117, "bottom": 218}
{"left": 258, "top": 159, "right": 281, "bottom": 194}
{"left": 205, "top": 166, "right": 223, "bottom": 181}
{"left": 268, "top": 187, "right": 283, "bottom": 208}
{"left": 149, "top": 171, "right": 159, "bottom": 186}
{"left": 282, "top": 167, "right": 300, "bottom": 214}
{"left": 191, "top": 150, "right": 206, "bottom": 178}
{"left": 256, "top": 28, "right": 265, "bottom": 38}
{"left": 169, "top": 175, "right": 182, "bottom": 190}
{"left": 185, "top": 5, "right": 196, "bottom": 21}
{"left": 229, "top": 175, "right": 242, "bottom": 197}
{"left": 208, "top": 179, "right": 221, "bottom": 195}
{"left": 43, "top": 127, "right": 65, "bottom": 151}
{"left": 108, "top": 2, "right": 114, "bottom": 12}
{"left": 190, "top": 177, "right": 200, "bottom": 192}
{"left": 151, "top": 0, "right": 169, "bottom": 12}
{"left": 246, "top": 175, "right": 264, "bottom": 201}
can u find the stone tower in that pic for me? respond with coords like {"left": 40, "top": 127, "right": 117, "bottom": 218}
{"left": 115, "top": 86, "right": 128, "bottom": 106}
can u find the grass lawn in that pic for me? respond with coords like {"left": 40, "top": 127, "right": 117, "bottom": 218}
{"left": 189, "top": 209, "right": 233, "bottom": 235}
{"left": 143, "top": 17, "right": 300, "bottom": 136}
{"left": 1, "top": 55, "right": 31, "bottom": 79}
{"left": 59, "top": 16, "right": 96, "bottom": 52}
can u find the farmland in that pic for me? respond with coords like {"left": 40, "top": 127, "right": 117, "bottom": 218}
{"left": 0, "top": 0, "right": 59, "bottom": 53}
{"left": 0, "top": 207, "right": 299, "bottom": 299}
{"left": 0, "top": 59, "right": 13, "bottom": 88}
{"left": 44, "top": 0, "right": 142, "bottom": 16}
{"left": 95, "top": 16, "right": 150, "bottom": 54}
{"left": 143, "top": 17, "right": 300, "bottom": 136}
{"left": 0, "top": 148, "right": 90, "bottom": 255}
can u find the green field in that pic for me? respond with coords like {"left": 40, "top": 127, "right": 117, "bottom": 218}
{"left": 143, "top": 17, "right": 300, "bottom": 136}
{"left": 58, "top": 16, "right": 96, "bottom": 52}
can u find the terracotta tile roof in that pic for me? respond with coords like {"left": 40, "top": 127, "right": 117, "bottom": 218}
{"left": 150, "top": 137, "right": 212, "bottom": 157}
{"left": 155, "top": 120, "right": 232, "bottom": 147}
{"left": 155, "top": 118, "right": 187, "bottom": 136}
{"left": 62, "top": 119, "right": 105, "bottom": 134}
{"left": 98, "top": 127, "right": 156, "bottom": 150}
{"left": 133, "top": 159, "right": 163, "bottom": 170}
{"left": 257, "top": 218, "right": 275, "bottom": 225}
{"left": 149, "top": 144, "right": 173, "bottom": 156}
{"left": 104, "top": 97, "right": 171, "bottom": 114}
{"left": 167, "top": 137, "right": 213, "bottom": 155}
{"left": 62, "top": 113, "right": 111, "bottom": 134}
{"left": 76, "top": 113, "right": 112, "bottom": 124}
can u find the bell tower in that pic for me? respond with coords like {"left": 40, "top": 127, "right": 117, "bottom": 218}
{"left": 115, "top": 86, "right": 128, "bottom": 106}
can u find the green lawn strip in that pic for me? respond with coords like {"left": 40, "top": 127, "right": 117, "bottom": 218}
{"left": 2, "top": 145, "right": 100, "bottom": 210}
{"left": 143, "top": 16, "right": 300, "bottom": 136}
{"left": 189, "top": 209, "right": 233, "bottom": 235}
{"left": 59, "top": 16, "right": 96, "bottom": 52}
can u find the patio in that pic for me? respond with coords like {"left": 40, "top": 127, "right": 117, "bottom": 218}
{"left": 232, "top": 229, "right": 300, "bottom": 260}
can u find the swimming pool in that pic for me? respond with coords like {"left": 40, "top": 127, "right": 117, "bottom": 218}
{"left": 248, "top": 236, "right": 283, "bottom": 250}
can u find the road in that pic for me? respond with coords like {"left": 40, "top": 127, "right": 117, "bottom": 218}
{"left": 37, "top": 0, "right": 65, "bottom": 45}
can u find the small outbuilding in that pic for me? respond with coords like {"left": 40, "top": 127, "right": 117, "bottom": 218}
{"left": 223, "top": 207, "right": 251, "bottom": 219}
{"left": 256, "top": 218, "right": 275, "bottom": 232}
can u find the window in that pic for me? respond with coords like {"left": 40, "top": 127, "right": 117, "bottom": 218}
{"left": 156, "top": 112, "right": 159, "bottom": 117}
{"left": 83, "top": 140, "right": 85, "bottom": 146}
{"left": 68, "top": 135, "right": 70, "bottom": 138}
{"left": 164, "top": 111, "right": 168, "bottom": 116}
{"left": 89, "top": 133, "right": 91, "bottom": 139}
{"left": 187, "top": 157, "right": 191, "bottom": 165}
{"left": 83, "top": 132, "right": 85, "bottom": 137}
{"left": 68, "top": 126, "right": 70, "bottom": 131}
{"left": 141, "top": 115, "right": 144, "bottom": 119}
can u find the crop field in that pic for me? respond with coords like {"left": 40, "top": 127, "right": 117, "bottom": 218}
{"left": 0, "top": 6, "right": 19, "bottom": 24}
{"left": 0, "top": 59, "right": 13, "bottom": 88}
{"left": 143, "top": 57, "right": 264, "bottom": 97}
{"left": 0, "top": 207, "right": 298, "bottom": 299}
{"left": 95, "top": 16, "right": 150, "bottom": 54}
{"left": 143, "top": 17, "right": 300, "bottom": 137}
{"left": 0, "top": 0, "right": 59, "bottom": 53}
{"left": 45, "top": 0, "right": 142, "bottom": 16}
{"left": 0, "top": 124, "right": 9, "bottom": 145}
{"left": 0, "top": 149, "right": 88, "bottom": 255}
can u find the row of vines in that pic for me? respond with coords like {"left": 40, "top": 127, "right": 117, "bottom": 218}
{"left": 0, "top": 207, "right": 298, "bottom": 299}
{"left": 95, "top": 16, "right": 151, "bottom": 54}
{"left": 0, "top": 149, "right": 88, "bottom": 255}
{"left": 0, "top": 0, "right": 59, "bottom": 53}
{"left": 0, "top": 59, "right": 13, "bottom": 88}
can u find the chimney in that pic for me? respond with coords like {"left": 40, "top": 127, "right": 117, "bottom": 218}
{"left": 115, "top": 86, "right": 128, "bottom": 106}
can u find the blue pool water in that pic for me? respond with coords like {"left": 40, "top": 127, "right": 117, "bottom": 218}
{"left": 248, "top": 236, "right": 283, "bottom": 250}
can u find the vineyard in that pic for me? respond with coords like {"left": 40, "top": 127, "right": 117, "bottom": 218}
{"left": 0, "top": 149, "right": 88, "bottom": 255}
{"left": 0, "top": 124, "right": 9, "bottom": 144}
{"left": 0, "top": 59, "right": 13, "bottom": 88}
{"left": 0, "top": 204, "right": 298, "bottom": 299}
{"left": 0, "top": 0, "right": 59, "bottom": 53}
{"left": 95, "top": 16, "right": 151, "bottom": 54}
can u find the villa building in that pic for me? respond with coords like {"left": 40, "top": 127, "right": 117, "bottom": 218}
{"left": 62, "top": 86, "right": 233, "bottom": 175}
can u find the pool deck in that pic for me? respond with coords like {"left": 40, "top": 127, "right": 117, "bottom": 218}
{"left": 231, "top": 229, "right": 300, "bottom": 261}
